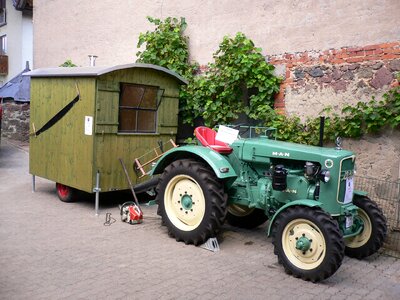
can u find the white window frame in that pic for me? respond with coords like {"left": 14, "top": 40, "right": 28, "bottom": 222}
{"left": 0, "top": 34, "right": 6, "bottom": 54}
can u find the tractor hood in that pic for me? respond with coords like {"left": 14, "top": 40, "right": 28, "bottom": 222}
{"left": 232, "top": 137, "right": 354, "bottom": 165}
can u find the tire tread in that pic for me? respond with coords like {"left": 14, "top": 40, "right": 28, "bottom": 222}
{"left": 156, "top": 159, "right": 227, "bottom": 245}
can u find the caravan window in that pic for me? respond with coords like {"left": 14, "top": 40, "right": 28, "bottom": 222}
{"left": 118, "top": 83, "right": 162, "bottom": 133}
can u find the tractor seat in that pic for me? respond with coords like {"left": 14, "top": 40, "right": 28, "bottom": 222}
{"left": 194, "top": 126, "right": 233, "bottom": 154}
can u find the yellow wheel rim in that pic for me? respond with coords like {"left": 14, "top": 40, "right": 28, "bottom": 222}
{"left": 228, "top": 204, "right": 255, "bottom": 217}
{"left": 345, "top": 209, "right": 372, "bottom": 248}
{"left": 282, "top": 219, "right": 326, "bottom": 270}
{"left": 164, "top": 174, "right": 205, "bottom": 231}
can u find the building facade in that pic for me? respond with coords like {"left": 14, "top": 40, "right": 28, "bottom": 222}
{"left": 0, "top": 0, "right": 33, "bottom": 86}
{"left": 29, "top": 0, "right": 400, "bottom": 180}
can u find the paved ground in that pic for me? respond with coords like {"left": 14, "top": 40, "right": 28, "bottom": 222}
{"left": 1, "top": 139, "right": 400, "bottom": 300}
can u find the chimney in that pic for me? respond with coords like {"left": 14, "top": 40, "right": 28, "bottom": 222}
{"left": 88, "top": 55, "right": 98, "bottom": 67}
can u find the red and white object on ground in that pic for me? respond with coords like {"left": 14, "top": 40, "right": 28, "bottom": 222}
{"left": 120, "top": 202, "right": 143, "bottom": 224}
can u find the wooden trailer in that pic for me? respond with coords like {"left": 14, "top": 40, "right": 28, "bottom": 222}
{"left": 27, "top": 63, "right": 187, "bottom": 202}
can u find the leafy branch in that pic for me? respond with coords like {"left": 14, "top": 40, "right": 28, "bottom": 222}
{"left": 136, "top": 16, "right": 399, "bottom": 144}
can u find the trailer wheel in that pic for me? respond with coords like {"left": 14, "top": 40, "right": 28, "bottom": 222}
{"left": 226, "top": 204, "right": 268, "bottom": 229}
{"left": 56, "top": 183, "right": 77, "bottom": 202}
{"left": 156, "top": 159, "right": 227, "bottom": 245}
{"left": 345, "top": 196, "right": 387, "bottom": 259}
{"left": 272, "top": 206, "right": 345, "bottom": 282}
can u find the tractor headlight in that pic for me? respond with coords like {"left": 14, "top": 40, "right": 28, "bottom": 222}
{"left": 318, "top": 169, "right": 331, "bottom": 183}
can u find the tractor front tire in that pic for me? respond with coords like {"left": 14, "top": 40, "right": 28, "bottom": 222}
{"left": 345, "top": 196, "right": 387, "bottom": 259}
{"left": 156, "top": 159, "right": 227, "bottom": 245}
{"left": 226, "top": 204, "right": 268, "bottom": 229}
{"left": 272, "top": 206, "right": 345, "bottom": 282}
{"left": 56, "top": 183, "right": 77, "bottom": 202}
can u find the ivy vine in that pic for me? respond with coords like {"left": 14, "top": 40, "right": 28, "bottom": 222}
{"left": 59, "top": 59, "right": 77, "bottom": 67}
{"left": 264, "top": 80, "right": 400, "bottom": 145}
{"left": 183, "top": 33, "right": 281, "bottom": 126}
{"left": 136, "top": 16, "right": 400, "bottom": 144}
{"left": 136, "top": 17, "right": 194, "bottom": 77}
{"left": 136, "top": 17, "right": 281, "bottom": 127}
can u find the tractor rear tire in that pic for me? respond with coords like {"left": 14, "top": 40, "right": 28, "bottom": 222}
{"left": 56, "top": 183, "right": 77, "bottom": 202}
{"left": 226, "top": 204, "right": 268, "bottom": 229}
{"left": 156, "top": 159, "right": 227, "bottom": 245}
{"left": 345, "top": 196, "right": 387, "bottom": 259}
{"left": 272, "top": 206, "right": 345, "bottom": 282}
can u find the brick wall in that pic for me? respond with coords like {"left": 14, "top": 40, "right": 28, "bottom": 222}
{"left": 269, "top": 41, "right": 400, "bottom": 115}
{"left": 267, "top": 41, "right": 400, "bottom": 180}
{"left": 0, "top": 102, "right": 30, "bottom": 142}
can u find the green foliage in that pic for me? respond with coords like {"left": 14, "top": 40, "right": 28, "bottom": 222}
{"left": 136, "top": 18, "right": 281, "bottom": 127}
{"left": 136, "top": 16, "right": 399, "bottom": 144}
{"left": 182, "top": 33, "right": 281, "bottom": 126}
{"left": 334, "top": 82, "right": 400, "bottom": 137}
{"left": 267, "top": 81, "right": 400, "bottom": 145}
{"left": 59, "top": 59, "right": 77, "bottom": 67}
{"left": 136, "top": 17, "right": 194, "bottom": 77}
{"left": 260, "top": 108, "right": 322, "bottom": 145}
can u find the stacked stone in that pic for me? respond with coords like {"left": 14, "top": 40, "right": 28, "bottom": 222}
{"left": 268, "top": 42, "right": 400, "bottom": 112}
{"left": 1, "top": 102, "right": 30, "bottom": 142}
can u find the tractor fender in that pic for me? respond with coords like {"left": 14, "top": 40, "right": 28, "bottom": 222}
{"left": 267, "top": 200, "right": 323, "bottom": 236}
{"left": 151, "top": 145, "right": 238, "bottom": 188}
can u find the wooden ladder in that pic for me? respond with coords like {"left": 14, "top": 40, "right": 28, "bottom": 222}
{"left": 134, "top": 139, "right": 177, "bottom": 178}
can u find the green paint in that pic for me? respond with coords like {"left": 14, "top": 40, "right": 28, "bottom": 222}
{"left": 181, "top": 195, "right": 193, "bottom": 210}
{"left": 296, "top": 236, "right": 311, "bottom": 251}
{"left": 151, "top": 146, "right": 237, "bottom": 186}
{"left": 267, "top": 200, "right": 323, "bottom": 236}
{"left": 30, "top": 64, "right": 185, "bottom": 193}
{"left": 153, "top": 125, "right": 363, "bottom": 240}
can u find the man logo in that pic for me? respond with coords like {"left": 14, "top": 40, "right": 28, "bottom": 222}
{"left": 272, "top": 152, "right": 290, "bottom": 157}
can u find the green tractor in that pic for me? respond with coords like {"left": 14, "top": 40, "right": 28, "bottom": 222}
{"left": 150, "top": 125, "right": 387, "bottom": 282}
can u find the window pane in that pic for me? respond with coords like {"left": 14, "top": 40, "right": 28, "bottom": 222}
{"left": 141, "top": 87, "right": 158, "bottom": 109}
{"left": 137, "top": 111, "right": 156, "bottom": 132}
{"left": 120, "top": 85, "right": 144, "bottom": 107}
{"left": 118, "top": 83, "right": 159, "bottom": 133}
{"left": 119, "top": 109, "right": 137, "bottom": 132}
{"left": 0, "top": 35, "right": 6, "bottom": 54}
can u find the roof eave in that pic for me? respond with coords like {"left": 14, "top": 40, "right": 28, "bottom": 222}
{"left": 25, "top": 63, "right": 188, "bottom": 85}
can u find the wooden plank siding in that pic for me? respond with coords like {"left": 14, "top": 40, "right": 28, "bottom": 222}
{"left": 29, "top": 78, "right": 96, "bottom": 192}
{"left": 29, "top": 66, "right": 182, "bottom": 193}
{"left": 93, "top": 68, "right": 180, "bottom": 191}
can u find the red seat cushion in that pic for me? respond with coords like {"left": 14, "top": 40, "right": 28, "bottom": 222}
{"left": 208, "top": 144, "right": 233, "bottom": 154}
{"left": 194, "top": 126, "right": 233, "bottom": 154}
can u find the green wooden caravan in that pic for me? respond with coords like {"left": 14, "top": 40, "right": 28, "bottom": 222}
{"left": 27, "top": 63, "right": 187, "bottom": 200}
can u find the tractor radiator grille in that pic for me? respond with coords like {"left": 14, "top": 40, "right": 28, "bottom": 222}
{"left": 337, "top": 156, "right": 355, "bottom": 203}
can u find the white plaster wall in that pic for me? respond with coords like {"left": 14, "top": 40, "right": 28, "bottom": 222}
{"left": 0, "top": 0, "right": 33, "bottom": 85}
{"left": 21, "top": 15, "right": 33, "bottom": 70}
{"left": 33, "top": 0, "right": 400, "bottom": 68}
{"left": 0, "top": 0, "right": 21, "bottom": 84}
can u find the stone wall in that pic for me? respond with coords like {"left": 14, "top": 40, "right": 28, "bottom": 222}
{"left": 0, "top": 102, "right": 30, "bottom": 142}
{"left": 268, "top": 42, "right": 400, "bottom": 181}
{"left": 343, "top": 131, "right": 400, "bottom": 181}
{"left": 270, "top": 42, "right": 400, "bottom": 115}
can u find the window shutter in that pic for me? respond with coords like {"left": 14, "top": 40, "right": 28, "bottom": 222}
{"left": 95, "top": 81, "right": 120, "bottom": 134}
